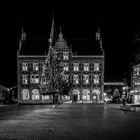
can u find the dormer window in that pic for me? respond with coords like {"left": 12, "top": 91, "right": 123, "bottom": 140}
{"left": 22, "top": 63, "right": 28, "bottom": 71}
{"left": 63, "top": 52, "right": 69, "bottom": 60}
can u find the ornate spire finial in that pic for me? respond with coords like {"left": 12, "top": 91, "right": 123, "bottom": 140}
{"left": 21, "top": 28, "right": 26, "bottom": 41}
{"left": 58, "top": 27, "right": 64, "bottom": 42}
{"left": 96, "top": 28, "right": 100, "bottom": 40}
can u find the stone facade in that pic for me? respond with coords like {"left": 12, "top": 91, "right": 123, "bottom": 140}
{"left": 17, "top": 28, "right": 104, "bottom": 104}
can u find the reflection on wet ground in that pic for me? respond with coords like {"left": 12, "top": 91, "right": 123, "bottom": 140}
{"left": 0, "top": 103, "right": 140, "bottom": 140}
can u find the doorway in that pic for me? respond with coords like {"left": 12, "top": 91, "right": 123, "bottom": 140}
{"left": 73, "top": 94, "right": 78, "bottom": 103}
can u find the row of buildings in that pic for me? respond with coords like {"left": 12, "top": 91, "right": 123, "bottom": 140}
{"left": 17, "top": 19, "right": 105, "bottom": 104}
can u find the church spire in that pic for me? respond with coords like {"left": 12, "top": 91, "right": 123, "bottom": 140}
{"left": 48, "top": 17, "right": 54, "bottom": 45}
{"left": 58, "top": 27, "right": 64, "bottom": 42}
{"left": 19, "top": 28, "right": 26, "bottom": 53}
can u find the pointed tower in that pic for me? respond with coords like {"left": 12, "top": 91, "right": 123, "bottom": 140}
{"left": 54, "top": 27, "right": 68, "bottom": 49}
{"left": 19, "top": 28, "right": 26, "bottom": 53}
{"left": 48, "top": 17, "right": 54, "bottom": 46}
{"left": 96, "top": 28, "right": 103, "bottom": 53}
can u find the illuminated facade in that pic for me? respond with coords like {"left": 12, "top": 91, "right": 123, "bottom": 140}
{"left": 131, "top": 63, "right": 140, "bottom": 104}
{"left": 17, "top": 24, "right": 104, "bottom": 104}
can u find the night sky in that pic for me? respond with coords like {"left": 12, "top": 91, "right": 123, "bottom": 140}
{"left": 0, "top": 2, "right": 140, "bottom": 87}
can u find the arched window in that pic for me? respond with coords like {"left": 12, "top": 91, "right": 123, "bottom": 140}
{"left": 72, "top": 89, "right": 80, "bottom": 100}
{"left": 32, "top": 89, "right": 40, "bottom": 100}
{"left": 82, "top": 89, "right": 90, "bottom": 100}
{"left": 22, "top": 89, "right": 30, "bottom": 100}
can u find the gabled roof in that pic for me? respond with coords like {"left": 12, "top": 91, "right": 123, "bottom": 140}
{"left": 19, "top": 38, "right": 49, "bottom": 55}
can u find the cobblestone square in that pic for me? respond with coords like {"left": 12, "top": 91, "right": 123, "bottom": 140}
{"left": 0, "top": 103, "right": 140, "bottom": 140}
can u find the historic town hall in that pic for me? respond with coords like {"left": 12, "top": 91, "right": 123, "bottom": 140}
{"left": 17, "top": 19, "right": 105, "bottom": 104}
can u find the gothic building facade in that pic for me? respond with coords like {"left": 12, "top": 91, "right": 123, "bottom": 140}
{"left": 17, "top": 22, "right": 104, "bottom": 104}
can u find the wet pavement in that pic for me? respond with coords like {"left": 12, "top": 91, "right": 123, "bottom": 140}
{"left": 0, "top": 103, "right": 140, "bottom": 140}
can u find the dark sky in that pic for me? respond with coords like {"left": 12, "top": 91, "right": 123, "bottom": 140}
{"left": 0, "top": 2, "right": 140, "bottom": 87}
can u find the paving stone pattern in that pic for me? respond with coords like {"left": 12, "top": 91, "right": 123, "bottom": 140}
{"left": 0, "top": 104, "right": 140, "bottom": 140}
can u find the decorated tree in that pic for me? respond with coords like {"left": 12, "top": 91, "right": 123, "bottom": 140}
{"left": 39, "top": 45, "right": 71, "bottom": 104}
{"left": 39, "top": 18, "right": 71, "bottom": 103}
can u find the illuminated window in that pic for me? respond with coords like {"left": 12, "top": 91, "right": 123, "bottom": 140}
{"left": 94, "top": 63, "right": 99, "bottom": 71}
{"left": 35, "top": 75, "right": 39, "bottom": 83}
{"left": 63, "top": 52, "right": 69, "bottom": 60}
{"left": 22, "top": 75, "right": 28, "bottom": 84}
{"left": 94, "top": 74, "right": 99, "bottom": 84}
{"left": 22, "top": 89, "right": 30, "bottom": 100}
{"left": 33, "top": 63, "right": 39, "bottom": 71}
{"left": 63, "top": 63, "right": 69, "bottom": 71}
{"left": 32, "top": 89, "right": 40, "bottom": 100}
{"left": 73, "top": 63, "right": 79, "bottom": 71}
{"left": 30, "top": 74, "right": 39, "bottom": 83}
{"left": 42, "top": 95, "right": 50, "bottom": 100}
{"left": 83, "top": 75, "right": 89, "bottom": 84}
{"left": 83, "top": 94, "right": 87, "bottom": 100}
{"left": 73, "top": 75, "right": 79, "bottom": 84}
{"left": 93, "top": 96, "right": 96, "bottom": 99}
{"left": 84, "top": 63, "right": 89, "bottom": 71}
{"left": 22, "top": 63, "right": 28, "bottom": 71}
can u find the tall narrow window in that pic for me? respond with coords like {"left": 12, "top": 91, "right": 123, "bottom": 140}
{"left": 83, "top": 75, "right": 89, "bottom": 84}
{"left": 94, "top": 63, "right": 99, "bottom": 71}
{"left": 84, "top": 63, "right": 89, "bottom": 71}
{"left": 73, "top": 63, "right": 79, "bottom": 71}
{"left": 22, "top": 63, "right": 28, "bottom": 71}
{"left": 94, "top": 74, "right": 99, "bottom": 84}
{"left": 73, "top": 75, "right": 79, "bottom": 84}
{"left": 63, "top": 63, "right": 69, "bottom": 71}
{"left": 22, "top": 75, "right": 28, "bottom": 84}
{"left": 33, "top": 63, "right": 39, "bottom": 71}
{"left": 63, "top": 52, "right": 69, "bottom": 60}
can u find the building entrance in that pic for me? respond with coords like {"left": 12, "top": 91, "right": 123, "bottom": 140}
{"left": 73, "top": 94, "right": 78, "bottom": 102}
